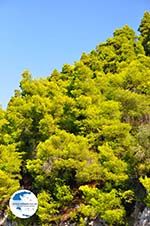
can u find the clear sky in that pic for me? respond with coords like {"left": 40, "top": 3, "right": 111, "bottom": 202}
{"left": 0, "top": 0, "right": 149, "bottom": 108}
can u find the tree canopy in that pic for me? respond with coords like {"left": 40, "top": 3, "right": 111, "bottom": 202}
{"left": 0, "top": 12, "right": 150, "bottom": 226}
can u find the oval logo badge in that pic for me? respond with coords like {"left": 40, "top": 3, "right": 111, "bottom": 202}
{"left": 9, "top": 189, "right": 38, "bottom": 218}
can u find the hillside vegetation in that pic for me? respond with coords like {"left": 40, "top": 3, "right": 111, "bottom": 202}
{"left": 0, "top": 12, "right": 150, "bottom": 226}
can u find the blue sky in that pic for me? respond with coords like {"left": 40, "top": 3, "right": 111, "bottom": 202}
{"left": 0, "top": 0, "right": 149, "bottom": 108}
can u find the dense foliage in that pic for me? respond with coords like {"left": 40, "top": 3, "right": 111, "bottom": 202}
{"left": 0, "top": 12, "right": 150, "bottom": 226}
